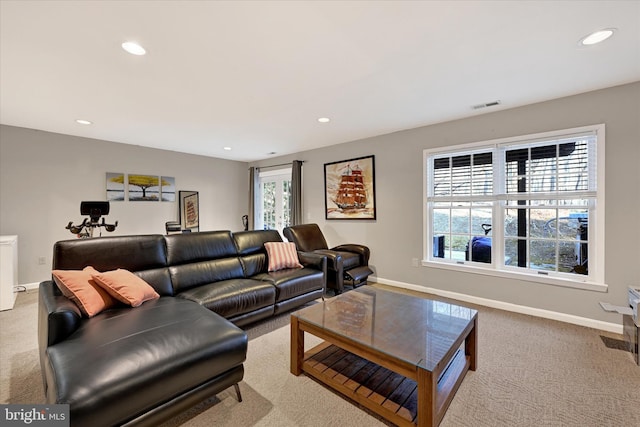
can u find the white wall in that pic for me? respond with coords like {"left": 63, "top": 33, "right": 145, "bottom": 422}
{"left": 251, "top": 82, "right": 640, "bottom": 325}
{"left": 0, "top": 126, "right": 248, "bottom": 284}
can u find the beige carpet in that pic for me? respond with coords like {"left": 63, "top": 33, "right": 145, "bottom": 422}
{"left": 2, "top": 286, "right": 639, "bottom": 426}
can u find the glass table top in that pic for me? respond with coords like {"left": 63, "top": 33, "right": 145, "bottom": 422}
{"left": 293, "top": 286, "right": 477, "bottom": 371}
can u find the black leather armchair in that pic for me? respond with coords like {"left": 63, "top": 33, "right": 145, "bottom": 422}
{"left": 283, "top": 223, "right": 373, "bottom": 294}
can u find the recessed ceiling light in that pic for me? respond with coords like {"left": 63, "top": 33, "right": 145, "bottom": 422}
{"left": 580, "top": 28, "right": 616, "bottom": 46}
{"left": 318, "top": 117, "right": 330, "bottom": 123}
{"left": 122, "top": 41, "right": 146, "bottom": 55}
{"left": 223, "top": 147, "right": 232, "bottom": 151}
{"left": 75, "top": 119, "right": 92, "bottom": 125}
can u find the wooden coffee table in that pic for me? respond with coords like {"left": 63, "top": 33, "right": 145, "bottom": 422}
{"left": 291, "top": 286, "right": 477, "bottom": 427}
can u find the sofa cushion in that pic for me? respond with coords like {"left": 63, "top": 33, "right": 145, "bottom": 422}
{"left": 53, "top": 235, "right": 167, "bottom": 271}
{"left": 335, "top": 251, "right": 361, "bottom": 270}
{"left": 43, "top": 298, "right": 247, "bottom": 426}
{"left": 282, "top": 223, "right": 329, "bottom": 252}
{"left": 91, "top": 269, "right": 160, "bottom": 307}
{"left": 52, "top": 235, "right": 173, "bottom": 296}
{"left": 255, "top": 267, "right": 324, "bottom": 302}
{"left": 314, "top": 249, "right": 360, "bottom": 271}
{"left": 165, "top": 231, "right": 238, "bottom": 265}
{"left": 265, "top": 241, "right": 303, "bottom": 272}
{"left": 177, "top": 279, "right": 276, "bottom": 318}
{"left": 52, "top": 267, "right": 118, "bottom": 317}
{"left": 238, "top": 253, "right": 267, "bottom": 279}
{"left": 134, "top": 267, "right": 174, "bottom": 296}
{"left": 233, "top": 229, "right": 282, "bottom": 277}
{"left": 169, "top": 258, "right": 245, "bottom": 294}
{"left": 233, "top": 229, "right": 282, "bottom": 256}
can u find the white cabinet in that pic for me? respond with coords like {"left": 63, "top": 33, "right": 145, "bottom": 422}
{"left": 0, "top": 235, "right": 18, "bottom": 311}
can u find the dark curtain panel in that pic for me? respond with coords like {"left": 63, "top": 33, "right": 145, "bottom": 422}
{"left": 291, "top": 160, "right": 303, "bottom": 225}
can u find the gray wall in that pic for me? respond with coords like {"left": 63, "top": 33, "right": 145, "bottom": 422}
{"left": 0, "top": 125, "right": 248, "bottom": 284}
{"left": 252, "top": 81, "right": 640, "bottom": 324}
{"left": 2, "top": 82, "right": 637, "bottom": 325}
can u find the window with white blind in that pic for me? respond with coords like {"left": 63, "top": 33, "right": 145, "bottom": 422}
{"left": 424, "top": 124, "right": 605, "bottom": 291}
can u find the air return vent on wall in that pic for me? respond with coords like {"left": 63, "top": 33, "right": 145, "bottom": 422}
{"left": 472, "top": 100, "right": 501, "bottom": 110}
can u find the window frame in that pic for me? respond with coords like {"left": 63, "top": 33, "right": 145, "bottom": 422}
{"left": 423, "top": 124, "right": 606, "bottom": 292}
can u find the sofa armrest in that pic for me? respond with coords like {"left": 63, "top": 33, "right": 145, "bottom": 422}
{"left": 311, "top": 249, "right": 343, "bottom": 272}
{"left": 38, "top": 280, "right": 82, "bottom": 349}
{"left": 297, "top": 251, "right": 327, "bottom": 296}
{"left": 298, "top": 251, "right": 327, "bottom": 273}
{"left": 331, "top": 244, "right": 370, "bottom": 265}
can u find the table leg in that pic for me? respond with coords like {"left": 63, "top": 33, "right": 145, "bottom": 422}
{"left": 417, "top": 367, "right": 435, "bottom": 427}
{"left": 466, "top": 316, "right": 478, "bottom": 371}
{"left": 290, "top": 315, "right": 304, "bottom": 375}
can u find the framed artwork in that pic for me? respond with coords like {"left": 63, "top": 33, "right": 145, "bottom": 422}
{"left": 179, "top": 191, "right": 199, "bottom": 231}
{"left": 324, "top": 155, "right": 376, "bottom": 220}
{"left": 161, "top": 176, "right": 176, "bottom": 202}
{"left": 106, "top": 172, "right": 125, "bottom": 201}
{"left": 128, "top": 174, "right": 160, "bottom": 201}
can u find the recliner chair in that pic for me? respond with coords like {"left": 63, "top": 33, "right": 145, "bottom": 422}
{"left": 283, "top": 223, "right": 372, "bottom": 294}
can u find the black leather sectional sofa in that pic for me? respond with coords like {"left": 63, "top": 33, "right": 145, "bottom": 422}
{"left": 38, "top": 229, "right": 326, "bottom": 426}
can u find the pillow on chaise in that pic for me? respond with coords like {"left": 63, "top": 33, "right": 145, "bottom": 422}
{"left": 91, "top": 269, "right": 159, "bottom": 307}
{"left": 264, "top": 241, "right": 303, "bottom": 272}
{"left": 52, "top": 266, "right": 118, "bottom": 317}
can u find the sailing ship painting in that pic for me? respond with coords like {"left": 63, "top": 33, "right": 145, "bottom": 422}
{"left": 324, "top": 155, "right": 376, "bottom": 220}
{"left": 334, "top": 164, "right": 367, "bottom": 209}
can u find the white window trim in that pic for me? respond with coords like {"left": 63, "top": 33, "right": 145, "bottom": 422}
{"left": 422, "top": 124, "right": 606, "bottom": 292}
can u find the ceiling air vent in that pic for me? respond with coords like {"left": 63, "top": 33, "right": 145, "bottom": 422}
{"left": 472, "top": 100, "right": 501, "bottom": 110}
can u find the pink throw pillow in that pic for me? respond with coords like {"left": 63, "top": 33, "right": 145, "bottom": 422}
{"left": 52, "top": 266, "right": 118, "bottom": 317}
{"left": 91, "top": 269, "right": 160, "bottom": 307}
{"left": 264, "top": 241, "right": 303, "bottom": 272}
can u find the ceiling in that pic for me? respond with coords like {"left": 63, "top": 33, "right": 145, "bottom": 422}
{"left": 1, "top": 1, "right": 639, "bottom": 162}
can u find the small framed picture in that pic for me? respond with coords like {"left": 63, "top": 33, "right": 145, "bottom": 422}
{"left": 179, "top": 191, "right": 199, "bottom": 231}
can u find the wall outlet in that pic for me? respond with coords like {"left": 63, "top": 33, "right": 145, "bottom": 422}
{"left": 411, "top": 258, "right": 420, "bottom": 267}
{"left": 38, "top": 256, "right": 46, "bottom": 265}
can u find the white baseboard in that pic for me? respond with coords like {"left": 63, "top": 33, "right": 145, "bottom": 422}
{"left": 20, "top": 282, "right": 40, "bottom": 291}
{"left": 371, "top": 276, "right": 623, "bottom": 334}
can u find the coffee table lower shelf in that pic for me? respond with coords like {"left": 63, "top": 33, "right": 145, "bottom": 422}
{"left": 301, "top": 341, "right": 470, "bottom": 427}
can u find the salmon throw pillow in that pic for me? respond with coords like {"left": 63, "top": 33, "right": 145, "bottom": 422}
{"left": 91, "top": 269, "right": 160, "bottom": 307}
{"left": 52, "top": 266, "right": 118, "bottom": 317}
{"left": 264, "top": 241, "right": 303, "bottom": 272}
